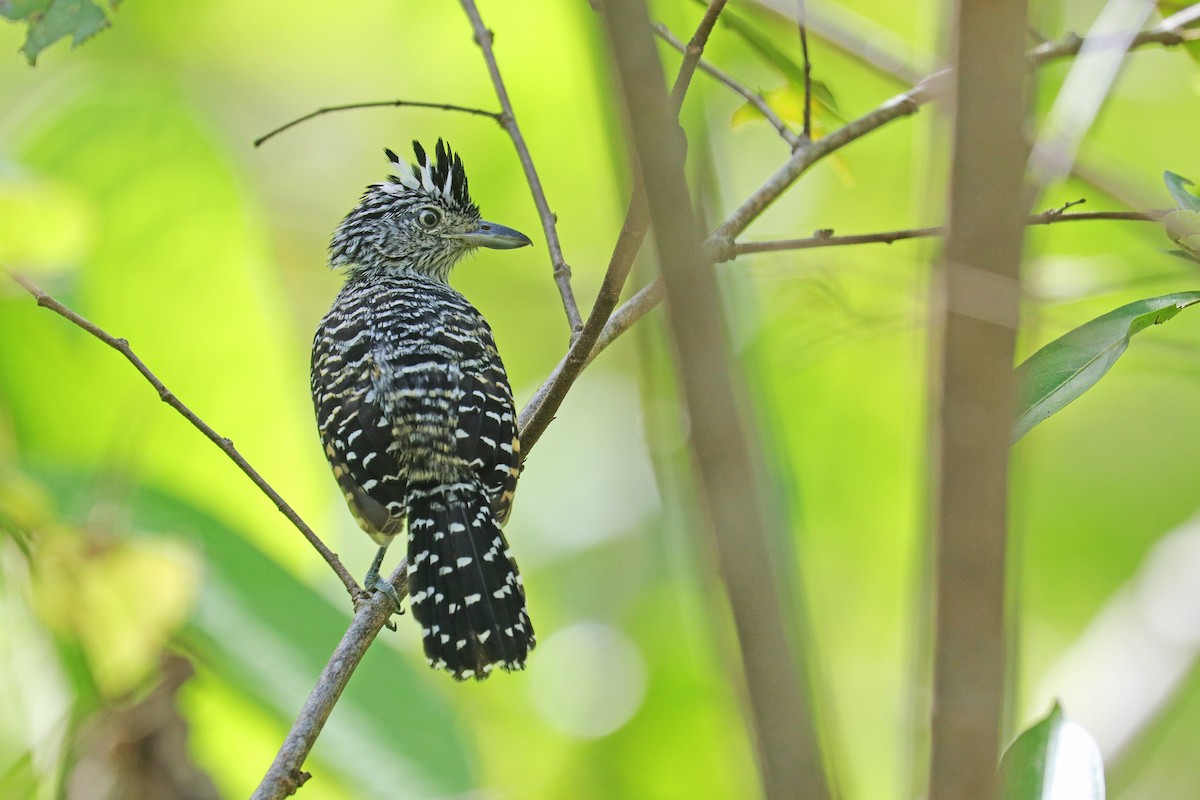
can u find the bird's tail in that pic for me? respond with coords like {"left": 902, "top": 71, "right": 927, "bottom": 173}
{"left": 406, "top": 479, "right": 534, "bottom": 680}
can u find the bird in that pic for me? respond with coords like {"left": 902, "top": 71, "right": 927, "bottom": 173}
{"left": 311, "top": 140, "right": 535, "bottom": 680}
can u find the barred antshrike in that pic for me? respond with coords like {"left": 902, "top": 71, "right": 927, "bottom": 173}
{"left": 311, "top": 141, "right": 534, "bottom": 680}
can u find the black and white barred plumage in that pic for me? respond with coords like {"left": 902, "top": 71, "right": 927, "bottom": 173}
{"left": 312, "top": 141, "right": 534, "bottom": 679}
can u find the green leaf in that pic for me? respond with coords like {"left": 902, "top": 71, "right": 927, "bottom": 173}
{"left": 1014, "top": 292, "right": 1200, "bottom": 442}
{"left": 0, "top": 0, "right": 110, "bottom": 65}
{"left": 1164, "top": 171, "right": 1200, "bottom": 212}
{"left": 1000, "top": 702, "right": 1105, "bottom": 800}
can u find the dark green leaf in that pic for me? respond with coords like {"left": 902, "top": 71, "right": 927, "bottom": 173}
{"left": 1164, "top": 171, "right": 1200, "bottom": 212}
{"left": 1, "top": 0, "right": 109, "bottom": 65}
{"left": 1014, "top": 292, "right": 1200, "bottom": 442}
{"left": 1000, "top": 702, "right": 1104, "bottom": 800}
{"left": 0, "top": 0, "right": 48, "bottom": 21}
{"left": 1165, "top": 248, "right": 1200, "bottom": 264}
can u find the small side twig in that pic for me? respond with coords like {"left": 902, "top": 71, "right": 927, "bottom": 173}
{"left": 732, "top": 209, "right": 1165, "bottom": 255}
{"left": 253, "top": 100, "right": 502, "bottom": 148}
{"left": 1029, "top": 5, "right": 1200, "bottom": 65}
{"left": 3, "top": 269, "right": 363, "bottom": 600}
{"left": 459, "top": 0, "right": 583, "bottom": 334}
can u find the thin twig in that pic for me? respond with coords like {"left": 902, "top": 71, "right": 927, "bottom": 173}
{"left": 1029, "top": 10, "right": 1200, "bottom": 64}
{"left": 518, "top": 0, "right": 728, "bottom": 455}
{"left": 667, "top": 0, "right": 728, "bottom": 109}
{"left": 3, "top": 269, "right": 363, "bottom": 600}
{"left": 458, "top": 0, "right": 583, "bottom": 334}
{"left": 654, "top": 23, "right": 801, "bottom": 148}
{"left": 733, "top": 209, "right": 1164, "bottom": 255}
{"left": 752, "top": 0, "right": 932, "bottom": 86}
{"left": 252, "top": 562, "right": 408, "bottom": 800}
{"left": 254, "top": 100, "right": 502, "bottom": 148}
{"left": 797, "top": 0, "right": 813, "bottom": 140}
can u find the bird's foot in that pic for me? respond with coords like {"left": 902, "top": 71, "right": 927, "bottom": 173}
{"left": 361, "top": 554, "right": 405, "bottom": 630}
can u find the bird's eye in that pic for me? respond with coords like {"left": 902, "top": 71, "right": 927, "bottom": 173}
{"left": 417, "top": 209, "right": 442, "bottom": 230}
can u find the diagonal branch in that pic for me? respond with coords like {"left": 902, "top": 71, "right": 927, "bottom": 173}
{"left": 2, "top": 269, "right": 363, "bottom": 599}
{"left": 459, "top": 0, "right": 583, "bottom": 333}
{"left": 251, "top": 562, "right": 408, "bottom": 800}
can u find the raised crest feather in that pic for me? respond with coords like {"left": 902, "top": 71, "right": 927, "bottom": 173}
{"left": 380, "top": 139, "right": 475, "bottom": 211}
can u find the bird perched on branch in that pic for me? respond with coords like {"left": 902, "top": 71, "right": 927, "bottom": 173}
{"left": 311, "top": 140, "right": 534, "bottom": 680}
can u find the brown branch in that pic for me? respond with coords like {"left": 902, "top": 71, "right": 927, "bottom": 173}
{"left": 458, "top": 0, "right": 583, "bottom": 334}
{"left": 926, "top": 0, "right": 1027, "bottom": 794}
{"left": 251, "top": 562, "right": 408, "bottom": 800}
{"left": 3, "top": 269, "right": 363, "bottom": 600}
{"left": 654, "top": 22, "right": 801, "bottom": 148}
{"left": 733, "top": 209, "right": 1165, "bottom": 255}
{"left": 253, "top": 100, "right": 502, "bottom": 148}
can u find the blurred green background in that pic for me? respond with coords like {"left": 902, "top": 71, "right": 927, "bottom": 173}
{"left": 2, "top": 1, "right": 1200, "bottom": 798}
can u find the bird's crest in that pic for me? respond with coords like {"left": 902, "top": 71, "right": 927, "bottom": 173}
{"left": 382, "top": 140, "right": 474, "bottom": 211}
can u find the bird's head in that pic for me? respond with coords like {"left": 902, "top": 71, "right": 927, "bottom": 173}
{"left": 330, "top": 140, "right": 531, "bottom": 282}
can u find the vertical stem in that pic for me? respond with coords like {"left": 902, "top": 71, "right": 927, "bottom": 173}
{"left": 927, "top": 0, "right": 1028, "bottom": 797}
{"left": 796, "top": 0, "right": 813, "bottom": 140}
{"left": 598, "top": 1, "right": 832, "bottom": 797}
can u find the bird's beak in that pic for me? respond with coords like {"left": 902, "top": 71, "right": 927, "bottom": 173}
{"left": 446, "top": 220, "right": 533, "bottom": 250}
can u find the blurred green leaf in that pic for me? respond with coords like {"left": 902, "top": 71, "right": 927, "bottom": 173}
{"left": 1014, "top": 292, "right": 1200, "bottom": 442}
{"left": 23, "top": 467, "right": 477, "bottom": 798}
{"left": 1000, "top": 702, "right": 1105, "bottom": 800}
{"left": 0, "top": 174, "right": 94, "bottom": 266}
{"left": 0, "top": 0, "right": 111, "bottom": 65}
{"left": 1, "top": 80, "right": 328, "bottom": 570}
{"left": 0, "top": 751, "right": 39, "bottom": 799}
{"left": 129, "top": 485, "right": 476, "bottom": 798}
{"left": 1164, "top": 171, "right": 1200, "bottom": 212}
